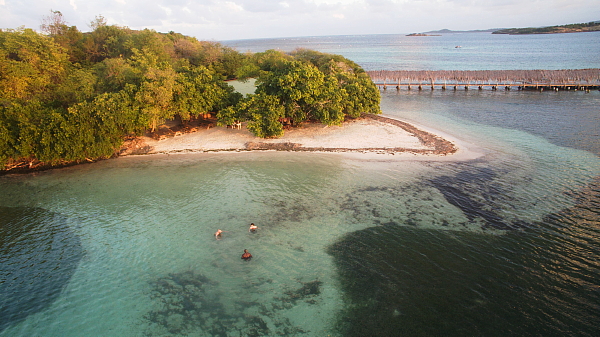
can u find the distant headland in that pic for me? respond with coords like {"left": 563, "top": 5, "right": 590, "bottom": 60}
{"left": 492, "top": 21, "right": 600, "bottom": 34}
{"left": 423, "top": 28, "right": 500, "bottom": 34}
{"left": 413, "top": 21, "right": 600, "bottom": 35}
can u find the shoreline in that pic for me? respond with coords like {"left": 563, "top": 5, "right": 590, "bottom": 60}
{"left": 0, "top": 114, "right": 483, "bottom": 175}
{"left": 121, "top": 114, "right": 484, "bottom": 162}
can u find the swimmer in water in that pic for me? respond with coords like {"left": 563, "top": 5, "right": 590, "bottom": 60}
{"left": 241, "top": 249, "right": 252, "bottom": 261}
{"left": 249, "top": 223, "right": 259, "bottom": 232}
{"left": 215, "top": 229, "right": 225, "bottom": 239}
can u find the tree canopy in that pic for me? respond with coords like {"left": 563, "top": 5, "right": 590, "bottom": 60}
{"left": 0, "top": 11, "right": 380, "bottom": 171}
{"left": 218, "top": 49, "right": 380, "bottom": 138}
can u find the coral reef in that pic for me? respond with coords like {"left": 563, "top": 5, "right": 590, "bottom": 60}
{"left": 143, "top": 271, "right": 323, "bottom": 336}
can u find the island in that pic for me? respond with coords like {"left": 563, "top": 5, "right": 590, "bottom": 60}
{"left": 423, "top": 28, "right": 501, "bottom": 34}
{"left": 1, "top": 10, "right": 468, "bottom": 174}
{"left": 406, "top": 33, "right": 441, "bottom": 36}
{"left": 493, "top": 21, "right": 600, "bottom": 34}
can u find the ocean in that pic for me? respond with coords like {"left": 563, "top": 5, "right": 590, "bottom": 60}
{"left": 223, "top": 32, "right": 600, "bottom": 71}
{"left": 1, "top": 32, "right": 599, "bottom": 336}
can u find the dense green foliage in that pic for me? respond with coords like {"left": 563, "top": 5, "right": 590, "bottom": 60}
{"left": 1, "top": 11, "right": 380, "bottom": 170}
{"left": 218, "top": 49, "right": 380, "bottom": 138}
{"left": 493, "top": 21, "right": 600, "bottom": 34}
{"left": 0, "top": 13, "right": 244, "bottom": 169}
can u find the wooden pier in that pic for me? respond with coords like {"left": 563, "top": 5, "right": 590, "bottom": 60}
{"left": 368, "top": 69, "right": 600, "bottom": 92}
{"left": 374, "top": 82, "right": 599, "bottom": 92}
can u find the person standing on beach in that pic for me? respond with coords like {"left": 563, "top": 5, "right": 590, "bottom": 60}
{"left": 241, "top": 249, "right": 252, "bottom": 261}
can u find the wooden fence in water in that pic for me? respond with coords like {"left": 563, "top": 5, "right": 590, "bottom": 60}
{"left": 367, "top": 69, "right": 600, "bottom": 91}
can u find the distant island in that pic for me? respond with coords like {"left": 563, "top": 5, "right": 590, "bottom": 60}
{"left": 492, "top": 21, "right": 600, "bottom": 34}
{"left": 406, "top": 33, "right": 441, "bottom": 36}
{"left": 423, "top": 28, "right": 501, "bottom": 34}
{"left": 418, "top": 21, "right": 600, "bottom": 35}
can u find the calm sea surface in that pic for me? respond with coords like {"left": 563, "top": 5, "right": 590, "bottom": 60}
{"left": 224, "top": 32, "right": 600, "bottom": 71}
{"left": 1, "top": 33, "right": 599, "bottom": 336}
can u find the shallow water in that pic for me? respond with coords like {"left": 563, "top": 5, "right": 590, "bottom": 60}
{"left": 1, "top": 90, "right": 599, "bottom": 335}
{"left": 330, "top": 89, "right": 600, "bottom": 336}
{"left": 2, "top": 33, "right": 600, "bottom": 336}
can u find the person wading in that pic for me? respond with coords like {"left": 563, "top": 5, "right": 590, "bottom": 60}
{"left": 241, "top": 249, "right": 252, "bottom": 261}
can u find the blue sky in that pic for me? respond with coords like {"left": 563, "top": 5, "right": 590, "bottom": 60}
{"left": 1, "top": 0, "right": 598, "bottom": 41}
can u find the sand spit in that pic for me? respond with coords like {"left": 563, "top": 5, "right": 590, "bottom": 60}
{"left": 122, "top": 114, "right": 483, "bottom": 161}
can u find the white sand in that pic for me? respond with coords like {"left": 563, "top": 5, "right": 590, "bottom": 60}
{"left": 132, "top": 115, "right": 484, "bottom": 162}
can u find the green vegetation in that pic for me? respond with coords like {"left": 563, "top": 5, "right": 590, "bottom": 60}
{"left": 493, "top": 21, "right": 600, "bottom": 34}
{"left": 217, "top": 49, "right": 380, "bottom": 138}
{"left": 0, "top": 11, "right": 381, "bottom": 171}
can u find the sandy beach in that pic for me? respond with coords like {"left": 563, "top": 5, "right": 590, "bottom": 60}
{"left": 122, "top": 114, "right": 483, "bottom": 161}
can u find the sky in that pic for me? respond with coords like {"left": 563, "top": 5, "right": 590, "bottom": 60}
{"left": 1, "top": 0, "right": 599, "bottom": 41}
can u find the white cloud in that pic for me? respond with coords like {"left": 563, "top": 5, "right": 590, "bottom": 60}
{"left": 0, "top": 0, "right": 597, "bottom": 40}
{"left": 225, "top": 1, "right": 244, "bottom": 12}
{"left": 312, "top": 0, "right": 357, "bottom": 4}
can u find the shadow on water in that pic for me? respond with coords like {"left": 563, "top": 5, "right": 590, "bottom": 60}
{"left": 327, "top": 177, "right": 600, "bottom": 337}
{"left": 429, "top": 162, "right": 526, "bottom": 230}
{"left": 0, "top": 207, "right": 83, "bottom": 333}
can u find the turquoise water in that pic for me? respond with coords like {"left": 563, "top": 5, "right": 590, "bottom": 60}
{"left": 2, "top": 33, "right": 600, "bottom": 336}
{"left": 224, "top": 31, "right": 600, "bottom": 71}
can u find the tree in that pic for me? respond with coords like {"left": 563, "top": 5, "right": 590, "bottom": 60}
{"left": 40, "top": 10, "right": 68, "bottom": 36}
{"left": 82, "top": 24, "right": 130, "bottom": 63}
{"left": 89, "top": 15, "right": 108, "bottom": 31}
{"left": 342, "top": 73, "right": 381, "bottom": 117}
{"left": 0, "top": 28, "right": 69, "bottom": 102}
{"left": 52, "top": 67, "right": 97, "bottom": 107}
{"left": 312, "top": 75, "right": 347, "bottom": 125}
{"left": 221, "top": 49, "right": 380, "bottom": 138}
{"left": 126, "top": 29, "right": 174, "bottom": 63}
{"left": 129, "top": 48, "right": 178, "bottom": 131}
{"left": 212, "top": 46, "right": 247, "bottom": 80}
{"left": 66, "top": 86, "right": 146, "bottom": 159}
{"left": 40, "top": 10, "right": 85, "bottom": 63}
{"left": 219, "top": 93, "right": 285, "bottom": 138}
{"left": 235, "top": 49, "right": 292, "bottom": 80}
{"left": 244, "top": 93, "right": 285, "bottom": 138}
{"left": 95, "top": 56, "right": 135, "bottom": 92}
{"left": 0, "top": 102, "right": 25, "bottom": 166}
{"left": 174, "top": 65, "right": 241, "bottom": 123}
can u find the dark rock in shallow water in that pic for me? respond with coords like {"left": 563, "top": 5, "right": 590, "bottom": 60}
{"left": 145, "top": 271, "right": 225, "bottom": 335}
{"left": 144, "top": 271, "right": 317, "bottom": 336}
{"left": 284, "top": 280, "right": 322, "bottom": 302}
{"left": 0, "top": 206, "right": 83, "bottom": 333}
